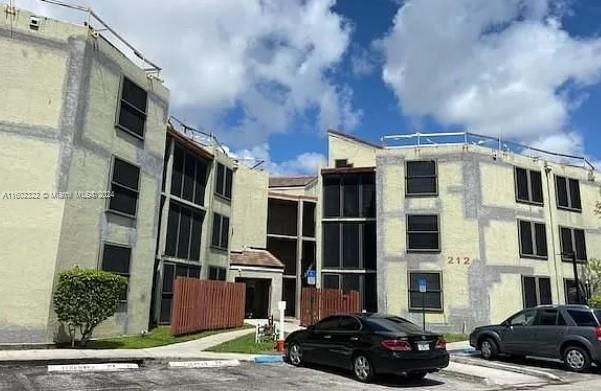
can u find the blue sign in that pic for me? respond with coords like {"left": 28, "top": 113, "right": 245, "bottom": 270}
{"left": 417, "top": 278, "right": 427, "bottom": 293}
{"left": 306, "top": 269, "right": 316, "bottom": 286}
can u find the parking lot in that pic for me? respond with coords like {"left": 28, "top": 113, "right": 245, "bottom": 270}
{"left": 1, "top": 357, "right": 600, "bottom": 391}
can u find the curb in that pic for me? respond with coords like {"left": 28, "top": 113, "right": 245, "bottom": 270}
{"left": 440, "top": 367, "right": 489, "bottom": 384}
{"left": 450, "top": 356, "right": 563, "bottom": 383}
{"left": 254, "top": 355, "right": 284, "bottom": 363}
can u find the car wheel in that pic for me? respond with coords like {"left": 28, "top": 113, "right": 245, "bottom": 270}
{"left": 288, "top": 342, "right": 303, "bottom": 366}
{"left": 480, "top": 338, "right": 498, "bottom": 360}
{"left": 353, "top": 354, "right": 374, "bottom": 383}
{"left": 563, "top": 346, "right": 591, "bottom": 372}
{"left": 406, "top": 372, "right": 427, "bottom": 381}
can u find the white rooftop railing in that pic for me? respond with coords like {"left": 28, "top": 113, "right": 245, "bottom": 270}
{"left": 381, "top": 131, "right": 595, "bottom": 170}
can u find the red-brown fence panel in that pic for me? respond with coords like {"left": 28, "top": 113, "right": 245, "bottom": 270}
{"left": 300, "top": 287, "right": 361, "bottom": 326}
{"left": 170, "top": 278, "right": 246, "bottom": 336}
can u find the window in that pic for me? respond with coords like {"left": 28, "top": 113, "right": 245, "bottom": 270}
{"left": 165, "top": 203, "right": 204, "bottom": 261}
{"left": 322, "top": 273, "right": 340, "bottom": 289}
{"left": 406, "top": 160, "right": 437, "bottom": 196}
{"left": 315, "top": 316, "right": 340, "bottom": 331}
{"left": 408, "top": 272, "right": 442, "bottom": 311}
{"left": 506, "top": 310, "right": 536, "bottom": 327}
{"left": 338, "top": 316, "right": 361, "bottom": 331}
{"left": 211, "top": 213, "right": 229, "bottom": 250}
{"left": 335, "top": 159, "right": 352, "bottom": 168}
{"left": 534, "top": 309, "right": 562, "bottom": 326}
{"left": 564, "top": 279, "right": 587, "bottom": 304}
{"left": 160, "top": 262, "right": 200, "bottom": 323}
{"left": 515, "top": 167, "right": 543, "bottom": 205}
{"left": 522, "top": 276, "right": 552, "bottom": 308}
{"left": 567, "top": 310, "right": 598, "bottom": 327}
{"left": 518, "top": 220, "right": 548, "bottom": 258}
{"left": 108, "top": 157, "right": 140, "bottom": 217}
{"left": 407, "top": 215, "right": 439, "bottom": 252}
{"left": 170, "top": 145, "right": 208, "bottom": 206}
{"left": 555, "top": 175, "right": 582, "bottom": 211}
{"left": 101, "top": 243, "right": 131, "bottom": 302}
{"left": 267, "top": 198, "right": 298, "bottom": 236}
{"left": 320, "top": 273, "right": 377, "bottom": 312}
{"left": 323, "top": 173, "right": 375, "bottom": 218}
{"left": 208, "top": 266, "right": 227, "bottom": 281}
{"left": 302, "top": 202, "right": 316, "bottom": 238}
{"left": 560, "top": 227, "right": 587, "bottom": 262}
{"left": 267, "top": 237, "right": 297, "bottom": 275}
{"left": 215, "top": 163, "right": 233, "bottom": 200}
{"left": 322, "top": 222, "right": 376, "bottom": 269}
{"left": 117, "top": 77, "right": 147, "bottom": 138}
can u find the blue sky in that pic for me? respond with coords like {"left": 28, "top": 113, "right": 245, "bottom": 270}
{"left": 25, "top": 0, "right": 601, "bottom": 174}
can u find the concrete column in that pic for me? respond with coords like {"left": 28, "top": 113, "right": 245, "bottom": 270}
{"left": 295, "top": 200, "right": 303, "bottom": 319}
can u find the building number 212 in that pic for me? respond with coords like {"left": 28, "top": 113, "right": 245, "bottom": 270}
{"left": 448, "top": 256, "right": 470, "bottom": 265}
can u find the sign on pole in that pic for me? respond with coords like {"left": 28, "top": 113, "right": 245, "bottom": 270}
{"left": 306, "top": 269, "right": 316, "bottom": 286}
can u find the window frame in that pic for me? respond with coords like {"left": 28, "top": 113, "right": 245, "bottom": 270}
{"left": 211, "top": 212, "right": 230, "bottom": 251}
{"left": 406, "top": 214, "right": 440, "bottom": 253}
{"left": 107, "top": 155, "right": 141, "bottom": 219}
{"left": 559, "top": 226, "right": 587, "bottom": 263}
{"left": 214, "top": 162, "right": 233, "bottom": 201}
{"left": 405, "top": 160, "right": 438, "bottom": 197}
{"left": 521, "top": 275, "right": 552, "bottom": 308}
{"left": 563, "top": 279, "right": 587, "bottom": 305}
{"left": 322, "top": 172, "right": 376, "bottom": 218}
{"left": 408, "top": 271, "right": 443, "bottom": 312}
{"left": 99, "top": 241, "right": 132, "bottom": 306}
{"left": 517, "top": 219, "right": 548, "bottom": 260}
{"left": 514, "top": 167, "right": 544, "bottom": 206}
{"left": 164, "top": 201, "right": 205, "bottom": 261}
{"left": 115, "top": 76, "right": 147, "bottom": 140}
{"left": 170, "top": 144, "right": 208, "bottom": 207}
{"left": 208, "top": 266, "right": 227, "bottom": 281}
{"left": 555, "top": 175, "right": 582, "bottom": 212}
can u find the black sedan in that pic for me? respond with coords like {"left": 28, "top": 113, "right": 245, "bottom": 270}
{"left": 285, "top": 313, "right": 449, "bottom": 382}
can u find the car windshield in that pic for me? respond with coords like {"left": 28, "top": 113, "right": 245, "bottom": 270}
{"left": 365, "top": 316, "right": 423, "bottom": 333}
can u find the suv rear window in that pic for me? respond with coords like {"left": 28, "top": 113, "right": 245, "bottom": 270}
{"left": 567, "top": 310, "right": 599, "bottom": 327}
{"left": 595, "top": 310, "right": 601, "bottom": 323}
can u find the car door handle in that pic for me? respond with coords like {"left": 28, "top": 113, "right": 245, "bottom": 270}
{"left": 350, "top": 337, "right": 359, "bottom": 341}
{"left": 324, "top": 335, "right": 332, "bottom": 339}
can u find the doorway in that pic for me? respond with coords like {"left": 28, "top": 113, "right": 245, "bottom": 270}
{"left": 236, "top": 277, "right": 271, "bottom": 319}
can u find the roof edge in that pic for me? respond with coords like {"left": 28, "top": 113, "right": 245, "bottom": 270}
{"left": 328, "top": 129, "right": 383, "bottom": 149}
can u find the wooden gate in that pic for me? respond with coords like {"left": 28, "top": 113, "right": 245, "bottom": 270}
{"left": 170, "top": 278, "right": 245, "bottom": 336}
{"left": 300, "top": 287, "right": 361, "bottom": 326}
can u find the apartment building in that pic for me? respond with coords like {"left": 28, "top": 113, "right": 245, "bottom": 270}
{"left": 267, "top": 177, "right": 319, "bottom": 317}
{"left": 323, "top": 130, "right": 601, "bottom": 333}
{"left": 0, "top": 7, "right": 169, "bottom": 343}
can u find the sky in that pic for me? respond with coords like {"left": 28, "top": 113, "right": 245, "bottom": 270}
{"left": 17, "top": 0, "right": 601, "bottom": 175}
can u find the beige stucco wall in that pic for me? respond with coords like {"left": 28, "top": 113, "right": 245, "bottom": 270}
{"left": 0, "top": 8, "right": 169, "bottom": 342}
{"left": 328, "top": 132, "right": 378, "bottom": 168}
{"left": 231, "top": 165, "right": 269, "bottom": 251}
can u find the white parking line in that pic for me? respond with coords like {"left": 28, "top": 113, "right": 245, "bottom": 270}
{"left": 168, "top": 360, "right": 240, "bottom": 368}
{"left": 48, "top": 363, "right": 139, "bottom": 372}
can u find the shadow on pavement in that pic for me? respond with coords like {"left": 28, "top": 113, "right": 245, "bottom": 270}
{"left": 291, "top": 362, "right": 446, "bottom": 388}
{"left": 467, "top": 352, "right": 601, "bottom": 375}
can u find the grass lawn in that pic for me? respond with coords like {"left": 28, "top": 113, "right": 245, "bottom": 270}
{"left": 83, "top": 325, "right": 252, "bottom": 349}
{"left": 207, "top": 333, "right": 277, "bottom": 354}
{"left": 443, "top": 333, "right": 468, "bottom": 343}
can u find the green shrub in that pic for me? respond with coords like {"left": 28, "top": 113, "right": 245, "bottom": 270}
{"left": 589, "top": 295, "right": 601, "bottom": 308}
{"left": 53, "top": 267, "right": 127, "bottom": 347}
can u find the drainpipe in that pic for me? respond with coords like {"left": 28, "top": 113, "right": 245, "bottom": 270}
{"left": 544, "top": 163, "right": 562, "bottom": 303}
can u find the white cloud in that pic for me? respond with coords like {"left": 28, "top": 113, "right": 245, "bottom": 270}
{"left": 233, "top": 144, "right": 325, "bottom": 176}
{"left": 378, "top": 0, "right": 601, "bottom": 155}
{"left": 350, "top": 45, "right": 378, "bottom": 76}
{"left": 22, "top": 0, "right": 359, "bottom": 148}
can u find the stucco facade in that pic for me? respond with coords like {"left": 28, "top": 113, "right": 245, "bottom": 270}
{"left": 322, "top": 130, "right": 601, "bottom": 333}
{"left": 0, "top": 8, "right": 169, "bottom": 343}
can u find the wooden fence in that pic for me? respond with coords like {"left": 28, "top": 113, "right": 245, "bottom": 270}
{"left": 170, "top": 278, "right": 245, "bottom": 336}
{"left": 300, "top": 287, "right": 361, "bottom": 326}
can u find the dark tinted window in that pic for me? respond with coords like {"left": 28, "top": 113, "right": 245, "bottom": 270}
{"left": 342, "top": 274, "right": 360, "bottom": 293}
{"left": 539, "top": 278, "right": 552, "bottom": 305}
{"left": 342, "top": 224, "right": 360, "bottom": 268}
{"left": 323, "top": 223, "right": 340, "bottom": 268}
{"left": 170, "top": 145, "right": 208, "bottom": 206}
{"left": 362, "top": 174, "right": 375, "bottom": 217}
{"left": 323, "top": 175, "right": 341, "bottom": 218}
{"left": 343, "top": 174, "right": 360, "bottom": 217}
{"left": 516, "top": 168, "right": 529, "bottom": 201}
{"left": 117, "top": 77, "right": 147, "bottom": 138}
{"left": 211, "top": 213, "right": 229, "bottom": 249}
{"left": 523, "top": 276, "right": 551, "bottom": 308}
{"left": 209, "top": 266, "right": 226, "bottom": 281}
{"left": 338, "top": 316, "right": 361, "bottom": 331}
{"left": 531, "top": 171, "right": 543, "bottom": 203}
{"left": 165, "top": 203, "right": 204, "bottom": 261}
{"left": 323, "top": 173, "right": 375, "bottom": 218}
{"left": 567, "top": 310, "right": 598, "bottom": 327}
{"left": 406, "top": 160, "right": 437, "bottom": 195}
{"left": 534, "top": 309, "right": 558, "bottom": 326}
{"left": 215, "top": 163, "right": 233, "bottom": 200}
{"left": 365, "top": 317, "right": 422, "bottom": 333}
{"left": 109, "top": 158, "right": 140, "bottom": 217}
{"left": 363, "top": 222, "right": 377, "bottom": 270}
{"left": 302, "top": 202, "right": 316, "bottom": 237}
{"left": 315, "top": 316, "right": 340, "bottom": 330}
{"left": 335, "top": 159, "right": 350, "bottom": 168}
{"left": 322, "top": 273, "right": 340, "bottom": 289}
{"left": 556, "top": 175, "right": 581, "bottom": 210}
{"left": 408, "top": 272, "right": 442, "bottom": 310}
{"left": 267, "top": 198, "right": 298, "bottom": 236}
{"left": 101, "top": 244, "right": 130, "bottom": 302}
{"left": 407, "top": 215, "right": 439, "bottom": 251}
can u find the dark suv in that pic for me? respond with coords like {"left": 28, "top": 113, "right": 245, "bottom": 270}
{"left": 469, "top": 305, "right": 601, "bottom": 371}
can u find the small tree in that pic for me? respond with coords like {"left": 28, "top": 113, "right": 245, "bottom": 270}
{"left": 54, "top": 268, "right": 127, "bottom": 347}
{"left": 584, "top": 258, "right": 601, "bottom": 299}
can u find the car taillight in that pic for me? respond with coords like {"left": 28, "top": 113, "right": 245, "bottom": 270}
{"left": 435, "top": 337, "right": 447, "bottom": 350}
{"left": 595, "top": 327, "right": 601, "bottom": 342}
{"left": 382, "top": 339, "right": 412, "bottom": 351}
